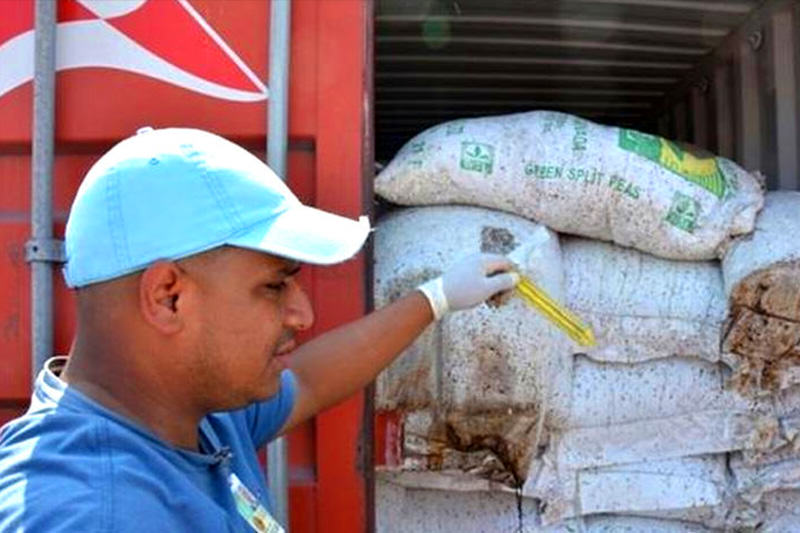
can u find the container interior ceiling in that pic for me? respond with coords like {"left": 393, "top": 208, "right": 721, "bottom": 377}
{"left": 375, "top": 0, "right": 774, "bottom": 167}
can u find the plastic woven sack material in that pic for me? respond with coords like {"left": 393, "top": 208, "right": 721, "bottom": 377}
{"left": 566, "top": 356, "right": 753, "bottom": 429}
{"left": 579, "top": 516, "right": 714, "bottom": 532}
{"left": 562, "top": 238, "right": 725, "bottom": 364}
{"left": 374, "top": 206, "right": 573, "bottom": 485}
{"left": 394, "top": 409, "right": 544, "bottom": 488}
{"left": 376, "top": 110, "right": 764, "bottom": 261}
{"left": 557, "top": 411, "right": 778, "bottom": 471}
{"left": 715, "top": 413, "right": 800, "bottom": 515}
{"left": 758, "top": 490, "right": 800, "bottom": 533}
{"left": 722, "top": 192, "right": 800, "bottom": 393}
{"left": 375, "top": 479, "right": 541, "bottom": 533}
{"left": 731, "top": 446, "right": 800, "bottom": 505}
{"left": 774, "top": 386, "right": 800, "bottom": 427}
{"left": 525, "top": 454, "right": 728, "bottom": 526}
{"left": 376, "top": 479, "right": 715, "bottom": 532}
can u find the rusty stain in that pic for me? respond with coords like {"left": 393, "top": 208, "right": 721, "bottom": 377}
{"left": 724, "top": 308, "right": 800, "bottom": 361}
{"left": 726, "top": 261, "right": 800, "bottom": 393}
{"left": 442, "top": 411, "right": 536, "bottom": 487}
{"left": 730, "top": 262, "right": 800, "bottom": 321}
{"left": 443, "top": 422, "right": 522, "bottom": 487}
{"left": 472, "top": 344, "right": 514, "bottom": 404}
{"left": 383, "top": 362, "right": 433, "bottom": 411}
{"left": 400, "top": 408, "right": 540, "bottom": 488}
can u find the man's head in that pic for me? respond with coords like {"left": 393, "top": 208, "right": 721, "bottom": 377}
{"left": 64, "top": 127, "right": 370, "bottom": 287}
{"left": 64, "top": 127, "right": 368, "bottom": 409}
{"left": 75, "top": 245, "right": 313, "bottom": 408}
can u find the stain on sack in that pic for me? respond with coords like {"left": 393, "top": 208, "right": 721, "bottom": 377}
{"left": 480, "top": 226, "right": 518, "bottom": 255}
{"left": 380, "top": 267, "right": 442, "bottom": 304}
{"left": 474, "top": 344, "right": 514, "bottom": 399}
{"left": 725, "top": 261, "right": 800, "bottom": 392}
{"left": 399, "top": 408, "right": 540, "bottom": 489}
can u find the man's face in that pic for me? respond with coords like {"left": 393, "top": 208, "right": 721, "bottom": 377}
{"left": 181, "top": 247, "right": 313, "bottom": 410}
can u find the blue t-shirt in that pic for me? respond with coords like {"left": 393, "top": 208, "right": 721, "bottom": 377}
{"left": 0, "top": 357, "right": 296, "bottom": 532}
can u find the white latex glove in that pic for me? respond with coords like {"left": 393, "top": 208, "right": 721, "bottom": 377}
{"left": 417, "top": 253, "right": 520, "bottom": 321}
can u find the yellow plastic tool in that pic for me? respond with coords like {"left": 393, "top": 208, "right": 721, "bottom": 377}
{"left": 515, "top": 274, "right": 596, "bottom": 347}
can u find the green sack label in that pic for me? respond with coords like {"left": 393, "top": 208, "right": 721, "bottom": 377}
{"left": 409, "top": 140, "right": 425, "bottom": 154}
{"left": 460, "top": 142, "right": 495, "bottom": 174}
{"left": 619, "top": 129, "right": 728, "bottom": 199}
{"left": 665, "top": 192, "right": 700, "bottom": 233}
{"left": 446, "top": 122, "right": 464, "bottom": 135}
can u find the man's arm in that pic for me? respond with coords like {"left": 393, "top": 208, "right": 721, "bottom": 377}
{"left": 280, "top": 290, "right": 431, "bottom": 433}
{"left": 280, "top": 253, "right": 518, "bottom": 434}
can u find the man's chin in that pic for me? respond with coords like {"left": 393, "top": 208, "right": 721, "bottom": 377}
{"left": 214, "top": 382, "right": 281, "bottom": 412}
{"left": 253, "top": 380, "right": 282, "bottom": 403}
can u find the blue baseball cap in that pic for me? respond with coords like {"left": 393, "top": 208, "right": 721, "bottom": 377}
{"left": 63, "top": 127, "right": 371, "bottom": 288}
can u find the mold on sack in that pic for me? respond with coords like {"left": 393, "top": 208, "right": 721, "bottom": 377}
{"left": 401, "top": 409, "right": 541, "bottom": 487}
{"left": 722, "top": 193, "right": 800, "bottom": 393}
{"left": 374, "top": 205, "right": 571, "bottom": 487}
{"left": 480, "top": 226, "right": 518, "bottom": 255}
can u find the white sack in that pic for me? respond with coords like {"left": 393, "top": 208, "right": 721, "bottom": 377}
{"left": 374, "top": 206, "right": 573, "bottom": 484}
{"left": 722, "top": 192, "right": 800, "bottom": 392}
{"left": 555, "top": 410, "right": 778, "bottom": 471}
{"left": 775, "top": 386, "right": 800, "bottom": 426}
{"left": 393, "top": 409, "right": 548, "bottom": 487}
{"left": 526, "top": 454, "right": 728, "bottom": 526}
{"left": 579, "top": 516, "right": 713, "bottom": 532}
{"left": 563, "top": 238, "right": 725, "bottom": 364}
{"left": 567, "top": 356, "right": 751, "bottom": 429}
{"left": 723, "top": 191, "right": 800, "bottom": 298}
{"left": 376, "top": 479, "right": 713, "bottom": 532}
{"left": 376, "top": 479, "right": 541, "bottom": 533}
{"left": 376, "top": 110, "right": 763, "bottom": 260}
{"left": 732, "top": 447, "right": 800, "bottom": 504}
{"left": 759, "top": 490, "right": 800, "bottom": 533}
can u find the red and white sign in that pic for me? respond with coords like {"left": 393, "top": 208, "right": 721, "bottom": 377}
{"left": 0, "top": 0, "right": 267, "bottom": 102}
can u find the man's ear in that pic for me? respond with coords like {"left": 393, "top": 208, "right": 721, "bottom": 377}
{"left": 139, "top": 261, "right": 187, "bottom": 334}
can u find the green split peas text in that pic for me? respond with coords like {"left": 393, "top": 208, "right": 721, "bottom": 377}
{"left": 524, "top": 162, "right": 641, "bottom": 200}
{"left": 525, "top": 163, "right": 563, "bottom": 180}
{"left": 524, "top": 163, "right": 603, "bottom": 184}
{"left": 446, "top": 123, "right": 464, "bottom": 135}
{"left": 608, "top": 175, "right": 641, "bottom": 200}
{"left": 566, "top": 166, "right": 603, "bottom": 185}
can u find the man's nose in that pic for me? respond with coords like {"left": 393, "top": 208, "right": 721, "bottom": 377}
{"left": 285, "top": 280, "right": 314, "bottom": 331}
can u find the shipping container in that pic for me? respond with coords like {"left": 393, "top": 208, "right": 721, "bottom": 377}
{"left": 2, "top": 0, "right": 800, "bottom": 531}
{"left": 372, "top": 0, "right": 800, "bottom": 531}
{"left": 375, "top": 0, "right": 800, "bottom": 192}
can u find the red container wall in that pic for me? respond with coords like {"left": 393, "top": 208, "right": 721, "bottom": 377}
{"left": 0, "top": 1, "right": 371, "bottom": 531}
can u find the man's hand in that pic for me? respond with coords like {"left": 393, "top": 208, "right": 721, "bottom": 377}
{"left": 417, "top": 253, "right": 520, "bottom": 320}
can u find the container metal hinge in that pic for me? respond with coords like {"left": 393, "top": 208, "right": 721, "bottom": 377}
{"left": 25, "top": 238, "right": 66, "bottom": 264}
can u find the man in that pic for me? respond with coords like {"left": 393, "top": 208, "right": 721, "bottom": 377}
{"left": 0, "top": 127, "right": 518, "bottom": 532}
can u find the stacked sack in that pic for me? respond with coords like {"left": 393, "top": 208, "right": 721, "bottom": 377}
{"left": 372, "top": 110, "right": 800, "bottom": 532}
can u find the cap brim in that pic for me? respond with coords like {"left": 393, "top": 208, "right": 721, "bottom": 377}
{"left": 226, "top": 204, "right": 371, "bottom": 265}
